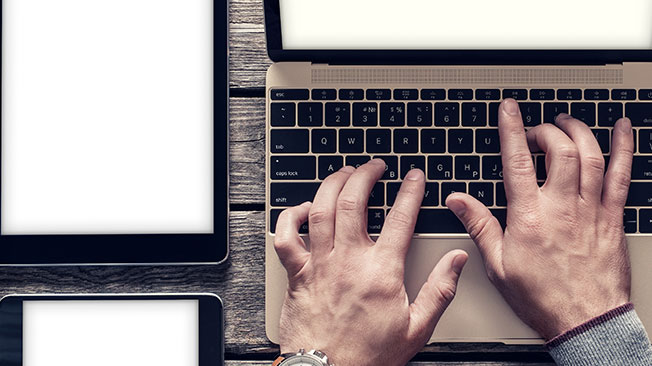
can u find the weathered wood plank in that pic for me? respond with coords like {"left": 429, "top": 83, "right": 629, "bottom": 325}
{"left": 228, "top": 0, "right": 270, "bottom": 89}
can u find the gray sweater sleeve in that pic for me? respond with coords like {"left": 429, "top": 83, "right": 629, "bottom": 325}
{"left": 546, "top": 303, "right": 652, "bottom": 366}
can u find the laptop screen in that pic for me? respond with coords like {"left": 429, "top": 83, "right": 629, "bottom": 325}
{"left": 280, "top": 0, "right": 652, "bottom": 50}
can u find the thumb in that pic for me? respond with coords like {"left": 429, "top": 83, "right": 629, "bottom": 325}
{"left": 445, "top": 192, "right": 504, "bottom": 272}
{"left": 408, "top": 250, "right": 468, "bottom": 343}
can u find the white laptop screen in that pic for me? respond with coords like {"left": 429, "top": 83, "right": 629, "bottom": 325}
{"left": 280, "top": 0, "right": 652, "bottom": 50}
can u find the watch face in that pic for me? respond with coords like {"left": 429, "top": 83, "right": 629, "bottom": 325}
{"left": 283, "top": 355, "right": 323, "bottom": 366}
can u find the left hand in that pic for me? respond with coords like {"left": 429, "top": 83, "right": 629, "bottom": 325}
{"left": 273, "top": 159, "right": 468, "bottom": 366}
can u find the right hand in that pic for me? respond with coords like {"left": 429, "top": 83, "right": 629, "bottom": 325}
{"left": 446, "top": 98, "right": 634, "bottom": 340}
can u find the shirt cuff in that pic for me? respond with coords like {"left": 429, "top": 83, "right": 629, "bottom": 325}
{"left": 545, "top": 303, "right": 652, "bottom": 366}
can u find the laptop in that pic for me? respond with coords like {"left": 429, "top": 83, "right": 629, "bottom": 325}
{"left": 264, "top": 0, "right": 652, "bottom": 343}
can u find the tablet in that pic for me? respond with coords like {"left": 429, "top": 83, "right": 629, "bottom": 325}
{"left": 0, "top": 0, "right": 228, "bottom": 264}
{"left": 0, "top": 293, "right": 223, "bottom": 366}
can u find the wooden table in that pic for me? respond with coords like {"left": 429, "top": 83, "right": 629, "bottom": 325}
{"left": 0, "top": 1, "right": 556, "bottom": 364}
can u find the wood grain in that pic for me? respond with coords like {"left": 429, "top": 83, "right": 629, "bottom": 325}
{"left": 229, "top": 0, "right": 271, "bottom": 89}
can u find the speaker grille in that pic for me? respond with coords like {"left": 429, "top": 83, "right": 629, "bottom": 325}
{"left": 312, "top": 68, "right": 623, "bottom": 85}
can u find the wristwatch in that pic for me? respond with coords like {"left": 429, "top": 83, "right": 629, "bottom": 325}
{"left": 273, "top": 349, "right": 334, "bottom": 366}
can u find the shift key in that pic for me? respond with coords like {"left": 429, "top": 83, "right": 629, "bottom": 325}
{"left": 271, "top": 183, "right": 320, "bottom": 206}
{"left": 626, "top": 183, "right": 652, "bottom": 206}
{"left": 271, "top": 156, "right": 316, "bottom": 180}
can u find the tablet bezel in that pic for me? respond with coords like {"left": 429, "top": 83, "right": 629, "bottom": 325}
{"left": 0, "top": 0, "right": 229, "bottom": 265}
{"left": 0, "top": 293, "right": 224, "bottom": 365}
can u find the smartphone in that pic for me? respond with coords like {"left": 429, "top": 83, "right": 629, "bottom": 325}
{"left": 0, "top": 293, "right": 223, "bottom": 366}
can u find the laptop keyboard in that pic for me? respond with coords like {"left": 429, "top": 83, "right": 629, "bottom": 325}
{"left": 268, "top": 88, "right": 652, "bottom": 235}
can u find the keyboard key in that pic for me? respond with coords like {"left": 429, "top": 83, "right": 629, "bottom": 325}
{"left": 270, "top": 182, "right": 320, "bottom": 206}
{"left": 640, "top": 129, "right": 652, "bottom": 153}
{"left": 271, "top": 129, "right": 309, "bottom": 153}
{"left": 640, "top": 210, "right": 652, "bottom": 233}
{"left": 519, "top": 102, "right": 542, "bottom": 126}
{"left": 624, "top": 209, "right": 637, "bottom": 234}
{"left": 530, "top": 89, "right": 555, "bottom": 100}
{"left": 325, "top": 103, "right": 351, "bottom": 126}
{"left": 339, "top": 89, "right": 364, "bottom": 100}
{"left": 476, "top": 89, "right": 501, "bottom": 100}
{"left": 312, "top": 129, "right": 336, "bottom": 153}
{"left": 368, "top": 209, "right": 385, "bottom": 234}
{"left": 271, "top": 89, "right": 309, "bottom": 100}
{"left": 435, "top": 103, "right": 460, "bottom": 126}
{"left": 421, "top": 129, "right": 446, "bottom": 153}
{"left": 339, "top": 129, "right": 364, "bottom": 153}
{"left": 503, "top": 89, "right": 528, "bottom": 100}
{"left": 367, "top": 89, "right": 391, "bottom": 100}
{"left": 544, "top": 103, "right": 569, "bottom": 123}
{"left": 318, "top": 156, "right": 343, "bottom": 179}
{"left": 496, "top": 182, "right": 507, "bottom": 206}
{"left": 612, "top": 89, "right": 637, "bottom": 101}
{"left": 449, "top": 89, "right": 473, "bottom": 100}
{"left": 366, "top": 129, "right": 391, "bottom": 153}
{"left": 413, "top": 209, "right": 466, "bottom": 233}
{"left": 488, "top": 102, "right": 500, "bottom": 126}
{"left": 394, "top": 89, "right": 419, "bottom": 100}
{"left": 482, "top": 156, "right": 503, "bottom": 180}
{"left": 640, "top": 89, "right": 652, "bottom": 101}
{"left": 312, "top": 89, "right": 336, "bottom": 100}
{"left": 598, "top": 103, "right": 623, "bottom": 127}
{"left": 400, "top": 156, "right": 425, "bottom": 179}
{"left": 270, "top": 209, "right": 308, "bottom": 234}
{"left": 626, "top": 183, "right": 652, "bottom": 206}
{"left": 374, "top": 155, "right": 399, "bottom": 180}
{"left": 469, "top": 182, "right": 494, "bottom": 206}
{"left": 393, "top": 129, "right": 419, "bottom": 153}
{"left": 476, "top": 129, "right": 500, "bottom": 153}
{"left": 448, "top": 129, "right": 473, "bottom": 153}
{"left": 626, "top": 103, "right": 652, "bottom": 126}
{"left": 571, "top": 103, "right": 596, "bottom": 126}
{"left": 346, "top": 155, "right": 371, "bottom": 168}
{"left": 423, "top": 183, "right": 439, "bottom": 207}
{"left": 271, "top": 156, "right": 316, "bottom": 180}
{"left": 271, "top": 103, "right": 295, "bottom": 126}
{"left": 298, "top": 102, "right": 323, "bottom": 126}
{"left": 380, "top": 103, "right": 406, "bottom": 126}
{"left": 591, "top": 129, "right": 610, "bottom": 153}
{"left": 632, "top": 156, "right": 652, "bottom": 180}
{"left": 387, "top": 182, "right": 401, "bottom": 206}
{"left": 421, "top": 89, "right": 446, "bottom": 100}
{"left": 369, "top": 183, "right": 384, "bottom": 207}
{"left": 557, "top": 89, "right": 582, "bottom": 100}
{"left": 441, "top": 182, "right": 467, "bottom": 202}
{"left": 455, "top": 156, "right": 480, "bottom": 180}
{"left": 428, "top": 156, "right": 453, "bottom": 180}
{"left": 585, "top": 89, "right": 609, "bottom": 101}
{"left": 536, "top": 155, "right": 547, "bottom": 180}
{"left": 353, "top": 103, "right": 378, "bottom": 126}
{"left": 462, "top": 103, "right": 487, "bottom": 126}
{"left": 408, "top": 103, "right": 433, "bottom": 126}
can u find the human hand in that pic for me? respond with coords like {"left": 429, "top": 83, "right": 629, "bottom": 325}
{"left": 446, "top": 98, "right": 633, "bottom": 340}
{"left": 274, "top": 160, "right": 468, "bottom": 366}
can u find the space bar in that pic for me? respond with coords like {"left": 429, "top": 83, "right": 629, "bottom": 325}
{"left": 414, "top": 209, "right": 466, "bottom": 233}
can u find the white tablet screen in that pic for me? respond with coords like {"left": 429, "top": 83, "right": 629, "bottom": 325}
{"left": 2, "top": 0, "right": 213, "bottom": 234}
{"left": 22, "top": 300, "right": 199, "bottom": 366}
{"left": 280, "top": 0, "right": 652, "bottom": 50}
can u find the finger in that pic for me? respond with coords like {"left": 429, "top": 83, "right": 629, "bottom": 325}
{"left": 308, "top": 166, "right": 355, "bottom": 257}
{"left": 408, "top": 250, "right": 468, "bottom": 343}
{"left": 498, "top": 99, "right": 539, "bottom": 205}
{"left": 274, "top": 202, "right": 312, "bottom": 277}
{"left": 375, "top": 169, "right": 425, "bottom": 261}
{"left": 554, "top": 114, "right": 605, "bottom": 202}
{"left": 602, "top": 118, "right": 634, "bottom": 211}
{"left": 334, "top": 159, "right": 386, "bottom": 245}
{"left": 526, "top": 122, "right": 580, "bottom": 196}
{"left": 445, "top": 193, "right": 503, "bottom": 273}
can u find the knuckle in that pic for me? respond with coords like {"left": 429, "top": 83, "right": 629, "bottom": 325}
{"left": 556, "top": 145, "right": 580, "bottom": 162}
{"left": 386, "top": 207, "right": 414, "bottom": 229}
{"left": 308, "top": 207, "right": 331, "bottom": 225}
{"left": 465, "top": 215, "right": 495, "bottom": 241}
{"left": 611, "top": 171, "right": 632, "bottom": 193}
{"left": 434, "top": 280, "right": 457, "bottom": 304}
{"left": 508, "top": 154, "right": 535, "bottom": 175}
{"left": 336, "top": 195, "right": 362, "bottom": 213}
{"left": 273, "top": 237, "right": 292, "bottom": 253}
{"left": 583, "top": 155, "right": 605, "bottom": 172}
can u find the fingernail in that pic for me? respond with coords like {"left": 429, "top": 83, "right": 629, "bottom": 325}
{"left": 404, "top": 169, "right": 424, "bottom": 181}
{"left": 340, "top": 166, "right": 355, "bottom": 173}
{"left": 618, "top": 118, "right": 632, "bottom": 133}
{"left": 452, "top": 254, "right": 468, "bottom": 275}
{"left": 446, "top": 199, "right": 466, "bottom": 216}
{"left": 370, "top": 158, "right": 386, "bottom": 166}
{"left": 503, "top": 99, "right": 519, "bottom": 115}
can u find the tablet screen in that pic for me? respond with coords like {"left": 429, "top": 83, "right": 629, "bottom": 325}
{"left": 22, "top": 300, "right": 199, "bottom": 366}
{"left": 2, "top": 0, "right": 214, "bottom": 235}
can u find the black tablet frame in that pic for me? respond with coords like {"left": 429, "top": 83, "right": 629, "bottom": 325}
{"left": 0, "top": 293, "right": 224, "bottom": 366}
{"left": 264, "top": 0, "right": 652, "bottom": 65}
{"left": 0, "top": 1, "right": 229, "bottom": 265}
